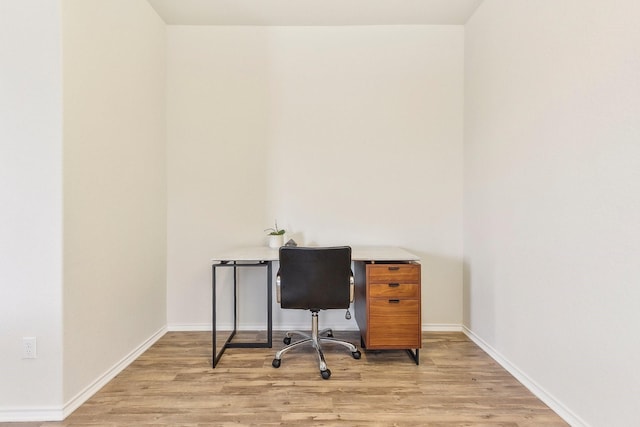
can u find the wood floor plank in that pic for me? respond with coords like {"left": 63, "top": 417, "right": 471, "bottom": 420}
{"left": 3, "top": 332, "right": 568, "bottom": 426}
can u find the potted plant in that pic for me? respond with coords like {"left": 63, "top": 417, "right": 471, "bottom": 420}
{"left": 265, "top": 221, "right": 285, "bottom": 248}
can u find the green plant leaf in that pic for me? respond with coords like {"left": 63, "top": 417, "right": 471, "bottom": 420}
{"left": 265, "top": 221, "right": 285, "bottom": 235}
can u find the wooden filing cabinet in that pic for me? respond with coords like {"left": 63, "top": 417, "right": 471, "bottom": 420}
{"left": 354, "top": 262, "right": 421, "bottom": 363}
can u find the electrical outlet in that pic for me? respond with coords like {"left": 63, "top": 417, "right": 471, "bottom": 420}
{"left": 23, "top": 337, "right": 37, "bottom": 359}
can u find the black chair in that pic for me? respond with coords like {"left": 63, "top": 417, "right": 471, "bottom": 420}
{"left": 271, "top": 246, "right": 361, "bottom": 379}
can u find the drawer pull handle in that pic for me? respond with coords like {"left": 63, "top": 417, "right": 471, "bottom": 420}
{"left": 388, "top": 266, "right": 400, "bottom": 271}
{"left": 388, "top": 299, "right": 400, "bottom": 304}
{"left": 388, "top": 283, "right": 400, "bottom": 287}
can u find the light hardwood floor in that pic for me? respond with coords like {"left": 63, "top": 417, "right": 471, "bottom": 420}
{"left": 6, "top": 331, "right": 568, "bottom": 426}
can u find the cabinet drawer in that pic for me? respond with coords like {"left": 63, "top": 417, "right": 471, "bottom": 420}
{"left": 367, "top": 264, "right": 420, "bottom": 283}
{"left": 369, "top": 282, "right": 419, "bottom": 298}
{"left": 368, "top": 299, "right": 421, "bottom": 348}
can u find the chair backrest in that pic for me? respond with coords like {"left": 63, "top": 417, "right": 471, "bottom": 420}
{"left": 278, "top": 246, "right": 352, "bottom": 311}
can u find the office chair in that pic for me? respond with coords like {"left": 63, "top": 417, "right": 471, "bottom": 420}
{"left": 272, "top": 246, "right": 361, "bottom": 379}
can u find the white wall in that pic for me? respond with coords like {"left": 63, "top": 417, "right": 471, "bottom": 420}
{"left": 166, "top": 26, "right": 464, "bottom": 330}
{"left": 464, "top": 1, "right": 640, "bottom": 425}
{"left": 0, "top": 0, "right": 64, "bottom": 418}
{"left": 62, "top": 0, "right": 167, "bottom": 405}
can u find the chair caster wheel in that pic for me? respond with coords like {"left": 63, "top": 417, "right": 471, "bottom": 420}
{"left": 352, "top": 350, "right": 361, "bottom": 359}
{"left": 327, "top": 331, "right": 333, "bottom": 338}
{"left": 320, "top": 369, "right": 331, "bottom": 380}
{"left": 283, "top": 336, "right": 291, "bottom": 345}
{"left": 272, "top": 358, "right": 281, "bottom": 368}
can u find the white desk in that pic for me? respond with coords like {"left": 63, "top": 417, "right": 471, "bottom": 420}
{"left": 210, "top": 245, "right": 420, "bottom": 368}
{"left": 211, "top": 245, "right": 420, "bottom": 263}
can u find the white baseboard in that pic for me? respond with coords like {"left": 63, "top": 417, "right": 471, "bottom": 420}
{"left": 274, "top": 324, "right": 361, "bottom": 331}
{"left": 423, "top": 323, "right": 464, "bottom": 332}
{"left": 3, "top": 323, "right": 584, "bottom": 426}
{"left": 168, "top": 323, "right": 465, "bottom": 333}
{"left": 169, "top": 323, "right": 361, "bottom": 332}
{"left": 0, "top": 407, "right": 64, "bottom": 423}
{"left": 62, "top": 326, "right": 167, "bottom": 419}
{"left": 168, "top": 323, "right": 212, "bottom": 331}
{"left": 462, "top": 326, "right": 588, "bottom": 427}
{"left": 0, "top": 326, "right": 167, "bottom": 423}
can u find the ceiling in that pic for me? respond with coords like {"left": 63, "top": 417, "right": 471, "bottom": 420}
{"left": 147, "top": 0, "right": 484, "bottom": 26}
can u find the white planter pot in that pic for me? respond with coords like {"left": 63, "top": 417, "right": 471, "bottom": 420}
{"left": 268, "top": 234, "right": 284, "bottom": 248}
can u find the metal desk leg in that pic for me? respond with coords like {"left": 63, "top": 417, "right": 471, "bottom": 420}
{"left": 211, "top": 261, "right": 273, "bottom": 368}
{"left": 267, "top": 261, "right": 272, "bottom": 348}
{"left": 212, "top": 264, "right": 218, "bottom": 368}
{"left": 212, "top": 264, "right": 235, "bottom": 368}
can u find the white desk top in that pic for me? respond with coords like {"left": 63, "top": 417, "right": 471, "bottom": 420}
{"left": 211, "top": 245, "right": 420, "bottom": 263}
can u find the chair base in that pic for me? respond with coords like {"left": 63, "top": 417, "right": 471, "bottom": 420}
{"left": 272, "top": 312, "right": 361, "bottom": 379}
